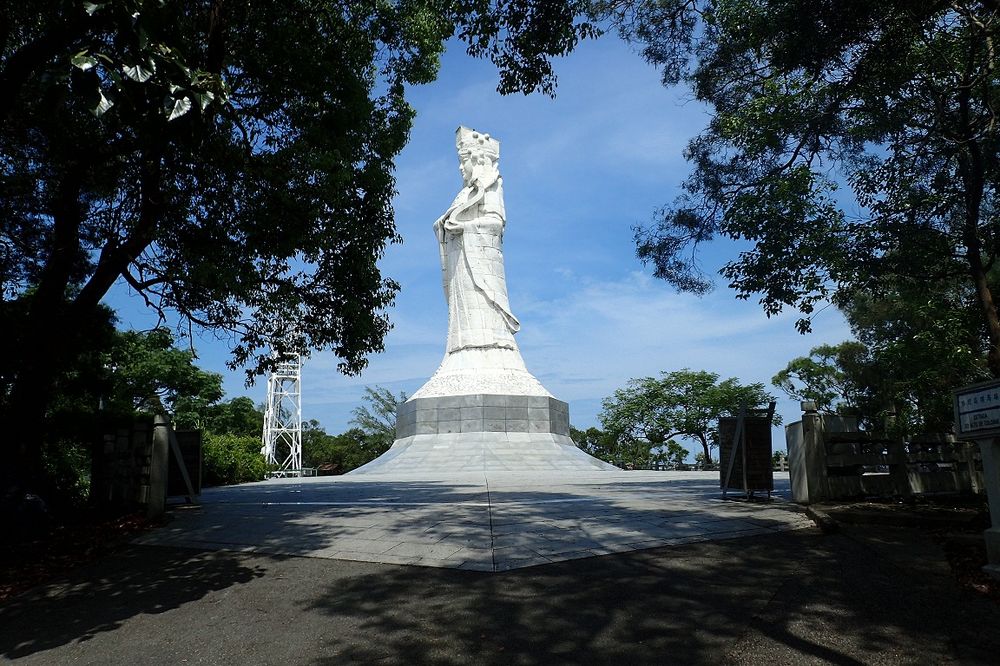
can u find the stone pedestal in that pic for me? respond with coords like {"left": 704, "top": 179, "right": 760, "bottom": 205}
{"left": 351, "top": 394, "right": 615, "bottom": 474}
{"left": 979, "top": 438, "right": 1000, "bottom": 580}
{"left": 148, "top": 416, "right": 170, "bottom": 519}
{"left": 787, "top": 406, "right": 827, "bottom": 503}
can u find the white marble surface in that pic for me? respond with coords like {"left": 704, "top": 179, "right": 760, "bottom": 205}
{"left": 350, "top": 432, "right": 618, "bottom": 474}
{"left": 134, "top": 472, "right": 814, "bottom": 572}
{"left": 412, "top": 126, "right": 549, "bottom": 399}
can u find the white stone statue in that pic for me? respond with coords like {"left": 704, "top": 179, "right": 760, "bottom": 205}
{"left": 410, "top": 126, "right": 550, "bottom": 399}
{"left": 348, "top": 126, "right": 618, "bottom": 474}
{"left": 434, "top": 127, "right": 520, "bottom": 353}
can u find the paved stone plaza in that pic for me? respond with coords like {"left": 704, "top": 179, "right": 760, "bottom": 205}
{"left": 134, "top": 471, "right": 813, "bottom": 571}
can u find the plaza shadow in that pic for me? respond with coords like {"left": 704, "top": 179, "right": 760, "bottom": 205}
{"left": 0, "top": 545, "right": 266, "bottom": 659}
{"left": 300, "top": 527, "right": 1000, "bottom": 665}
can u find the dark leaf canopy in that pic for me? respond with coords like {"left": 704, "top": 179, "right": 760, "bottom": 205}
{"left": 607, "top": 0, "right": 999, "bottom": 336}
{"left": 0, "top": 0, "right": 597, "bottom": 383}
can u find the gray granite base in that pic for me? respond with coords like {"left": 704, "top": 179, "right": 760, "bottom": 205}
{"left": 395, "top": 394, "right": 569, "bottom": 439}
{"left": 348, "top": 432, "right": 618, "bottom": 474}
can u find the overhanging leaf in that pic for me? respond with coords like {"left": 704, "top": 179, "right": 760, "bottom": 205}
{"left": 194, "top": 90, "right": 215, "bottom": 110}
{"left": 166, "top": 95, "right": 193, "bottom": 121}
{"left": 92, "top": 89, "right": 114, "bottom": 117}
{"left": 71, "top": 53, "right": 97, "bottom": 71}
{"left": 123, "top": 62, "right": 155, "bottom": 82}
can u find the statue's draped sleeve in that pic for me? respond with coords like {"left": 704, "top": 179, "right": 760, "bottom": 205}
{"left": 434, "top": 170, "right": 520, "bottom": 351}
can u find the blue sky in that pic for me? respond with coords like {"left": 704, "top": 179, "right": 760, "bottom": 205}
{"left": 106, "top": 33, "right": 853, "bottom": 458}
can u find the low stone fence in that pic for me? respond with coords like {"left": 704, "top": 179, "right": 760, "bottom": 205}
{"left": 786, "top": 409, "right": 984, "bottom": 503}
{"left": 92, "top": 416, "right": 201, "bottom": 516}
{"left": 92, "top": 418, "right": 155, "bottom": 509}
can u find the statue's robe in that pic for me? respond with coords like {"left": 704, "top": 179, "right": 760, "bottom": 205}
{"left": 434, "top": 174, "right": 520, "bottom": 354}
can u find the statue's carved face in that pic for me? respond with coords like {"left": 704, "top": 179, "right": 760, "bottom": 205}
{"left": 459, "top": 151, "right": 496, "bottom": 186}
{"left": 459, "top": 152, "right": 476, "bottom": 184}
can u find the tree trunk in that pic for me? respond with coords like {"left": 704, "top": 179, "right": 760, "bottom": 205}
{"left": 970, "top": 263, "right": 1000, "bottom": 377}
{"left": 1, "top": 174, "right": 84, "bottom": 505}
{"left": 955, "top": 62, "right": 998, "bottom": 376}
{"left": 698, "top": 433, "right": 712, "bottom": 464}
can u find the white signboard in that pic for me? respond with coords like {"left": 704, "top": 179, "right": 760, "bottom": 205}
{"left": 955, "top": 381, "right": 1000, "bottom": 438}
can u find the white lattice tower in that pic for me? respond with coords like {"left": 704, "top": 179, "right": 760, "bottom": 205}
{"left": 261, "top": 354, "right": 302, "bottom": 474}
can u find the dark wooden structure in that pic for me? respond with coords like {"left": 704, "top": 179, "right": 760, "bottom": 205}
{"left": 167, "top": 429, "right": 203, "bottom": 497}
{"left": 719, "top": 403, "right": 776, "bottom": 497}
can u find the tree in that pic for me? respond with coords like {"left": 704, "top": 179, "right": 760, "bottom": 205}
{"left": 301, "top": 422, "right": 384, "bottom": 474}
{"left": 840, "top": 279, "right": 991, "bottom": 432}
{"left": 663, "top": 439, "right": 689, "bottom": 468}
{"left": 570, "top": 425, "right": 616, "bottom": 460}
{"left": 772, "top": 342, "right": 869, "bottom": 413}
{"left": 1, "top": 1, "right": 597, "bottom": 496}
{"left": 599, "top": 369, "right": 779, "bottom": 464}
{"left": 777, "top": 276, "right": 990, "bottom": 433}
{"left": 606, "top": 2, "right": 1000, "bottom": 374}
{"left": 350, "top": 385, "right": 407, "bottom": 454}
{"left": 175, "top": 395, "right": 264, "bottom": 437}
{"left": 202, "top": 432, "right": 267, "bottom": 486}
{"left": 570, "top": 424, "right": 651, "bottom": 468}
{"left": 103, "top": 328, "right": 223, "bottom": 419}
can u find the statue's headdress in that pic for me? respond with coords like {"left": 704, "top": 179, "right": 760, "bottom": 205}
{"left": 456, "top": 126, "right": 499, "bottom": 159}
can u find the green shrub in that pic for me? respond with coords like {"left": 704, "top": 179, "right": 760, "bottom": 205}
{"left": 203, "top": 433, "right": 267, "bottom": 486}
{"left": 40, "top": 438, "right": 92, "bottom": 512}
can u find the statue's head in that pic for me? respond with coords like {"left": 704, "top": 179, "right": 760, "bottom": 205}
{"left": 455, "top": 126, "right": 499, "bottom": 185}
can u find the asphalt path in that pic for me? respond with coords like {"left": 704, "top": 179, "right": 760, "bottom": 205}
{"left": 3, "top": 524, "right": 999, "bottom": 664}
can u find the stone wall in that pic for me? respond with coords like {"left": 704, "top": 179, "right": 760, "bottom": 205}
{"left": 395, "top": 394, "right": 570, "bottom": 439}
{"left": 91, "top": 419, "right": 154, "bottom": 510}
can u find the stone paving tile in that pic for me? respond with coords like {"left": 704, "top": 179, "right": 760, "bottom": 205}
{"left": 322, "top": 538, "right": 397, "bottom": 555}
{"left": 370, "top": 553, "right": 424, "bottom": 566}
{"left": 324, "top": 550, "right": 386, "bottom": 563}
{"left": 384, "top": 541, "right": 465, "bottom": 560}
{"left": 494, "top": 555, "right": 553, "bottom": 571}
{"left": 435, "top": 535, "right": 494, "bottom": 550}
{"left": 456, "top": 560, "right": 495, "bottom": 572}
{"left": 134, "top": 472, "right": 813, "bottom": 572}
{"left": 532, "top": 540, "right": 608, "bottom": 556}
{"left": 445, "top": 546, "right": 494, "bottom": 563}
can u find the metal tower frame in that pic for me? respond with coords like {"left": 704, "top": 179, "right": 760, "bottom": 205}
{"left": 261, "top": 354, "right": 303, "bottom": 476}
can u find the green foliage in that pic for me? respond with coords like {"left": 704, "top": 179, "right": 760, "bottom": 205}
{"left": 572, "top": 425, "right": 689, "bottom": 469}
{"left": 302, "top": 421, "right": 387, "bottom": 474}
{"left": 600, "top": 369, "right": 779, "bottom": 464}
{"left": 840, "top": 281, "right": 991, "bottom": 433}
{"left": 694, "top": 452, "right": 717, "bottom": 470}
{"left": 663, "top": 440, "right": 689, "bottom": 468}
{"left": 775, "top": 272, "right": 991, "bottom": 434}
{"left": 772, "top": 342, "right": 868, "bottom": 413}
{"left": 104, "top": 328, "right": 223, "bottom": 419}
{"left": 1, "top": 1, "right": 598, "bottom": 380}
{"left": 571, "top": 426, "right": 613, "bottom": 458}
{"left": 176, "top": 396, "right": 264, "bottom": 437}
{"left": 202, "top": 433, "right": 267, "bottom": 486}
{"left": 39, "top": 439, "right": 92, "bottom": 512}
{"left": 350, "top": 386, "right": 407, "bottom": 453}
{"left": 611, "top": 1, "right": 1000, "bottom": 373}
{"left": 1, "top": 0, "right": 596, "bottom": 493}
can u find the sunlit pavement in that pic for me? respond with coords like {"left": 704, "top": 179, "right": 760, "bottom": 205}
{"left": 134, "top": 471, "right": 813, "bottom": 571}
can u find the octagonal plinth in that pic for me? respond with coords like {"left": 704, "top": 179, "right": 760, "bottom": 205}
{"left": 349, "top": 394, "right": 615, "bottom": 474}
